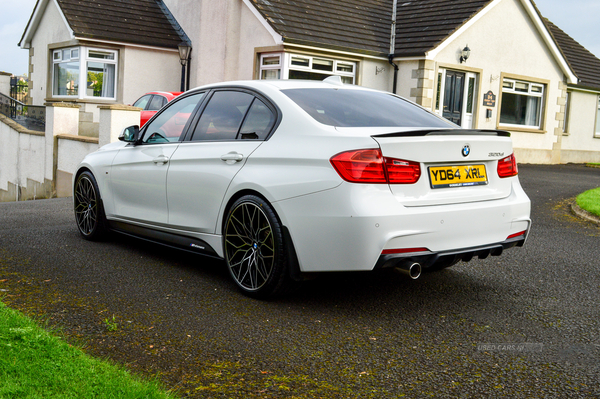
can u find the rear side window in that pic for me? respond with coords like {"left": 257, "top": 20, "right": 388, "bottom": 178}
{"left": 147, "top": 95, "right": 167, "bottom": 111}
{"left": 239, "top": 99, "right": 276, "bottom": 140}
{"left": 190, "top": 91, "right": 261, "bottom": 141}
{"left": 282, "top": 88, "right": 454, "bottom": 128}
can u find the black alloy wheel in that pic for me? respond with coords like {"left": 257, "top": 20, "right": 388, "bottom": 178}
{"left": 224, "top": 195, "right": 289, "bottom": 298}
{"left": 74, "top": 171, "right": 107, "bottom": 240}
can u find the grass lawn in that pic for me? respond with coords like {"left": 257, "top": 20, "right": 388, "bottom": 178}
{"left": 0, "top": 301, "right": 176, "bottom": 399}
{"left": 577, "top": 187, "right": 600, "bottom": 218}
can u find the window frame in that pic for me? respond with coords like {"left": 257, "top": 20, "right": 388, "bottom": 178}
{"left": 179, "top": 88, "right": 282, "bottom": 143}
{"left": 259, "top": 53, "right": 282, "bottom": 80}
{"left": 51, "top": 46, "right": 118, "bottom": 101}
{"left": 258, "top": 53, "right": 357, "bottom": 84}
{"left": 497, "top": 75, "right": 548, "bottom": 132}
{"left": 52, "top": 47, "right": 80, "bottom": 97}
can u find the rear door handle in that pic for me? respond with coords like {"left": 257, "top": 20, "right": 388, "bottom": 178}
{"left": 153, "top": 155, "right": 169, "bottom": 165}
{"left": 221, "top": 152, "right": 244, "bottom": 164}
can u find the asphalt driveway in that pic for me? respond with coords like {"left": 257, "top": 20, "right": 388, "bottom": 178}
{"left": 1, "top": 164, "right": 599, "bottom": 398}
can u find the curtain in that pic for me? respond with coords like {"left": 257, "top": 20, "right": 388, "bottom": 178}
{"left": 101, "top": 64, "right": 115, "bottom": 98}
{"left": 524, "top": 96, "right": 539, "bottom": 127}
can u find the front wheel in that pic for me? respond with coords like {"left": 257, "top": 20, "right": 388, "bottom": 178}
{"left": 224, "top": 195, "right": 290, "bottom": 298}
{"left": 74, "top": 171, "right": 107, "bottom": 240}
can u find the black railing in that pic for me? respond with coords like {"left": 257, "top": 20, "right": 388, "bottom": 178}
{"left": 0, "top": 79, "right": 45, "bottom": 132}
{"left": 10, "top": 78, "right": 28, "bottom": 104}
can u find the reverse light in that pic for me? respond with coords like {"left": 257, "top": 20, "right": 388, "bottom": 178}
{"left": 330, "top": 149, "right": 421, "bottom": 184}
{"left": 497, "top": 153, "right": 518, "bottom": 178}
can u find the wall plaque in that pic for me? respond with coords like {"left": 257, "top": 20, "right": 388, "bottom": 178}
{"left": 483, "top": 90, "right": 496, "bottom": 107}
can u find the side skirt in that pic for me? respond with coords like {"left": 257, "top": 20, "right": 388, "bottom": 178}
{"left": 108, "top": 220, "right": 222, "bottom": 260}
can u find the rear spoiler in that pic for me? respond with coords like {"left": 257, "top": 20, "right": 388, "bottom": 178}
{"left": 372, "top": 129, "right": 511, "bottom": 138}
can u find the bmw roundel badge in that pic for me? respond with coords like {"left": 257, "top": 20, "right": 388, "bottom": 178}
{"left": 462, "top": 144, "right": 471, "bottom": 157}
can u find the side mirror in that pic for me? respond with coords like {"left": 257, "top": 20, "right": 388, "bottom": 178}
{"left": 118, "top": 125, "right": 140, "bottom": 143}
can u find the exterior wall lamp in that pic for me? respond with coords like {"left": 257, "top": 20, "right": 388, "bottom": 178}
{"left": 460, "top": 45, "right": 471, "bottom": 63}
{"left": 178, "top": 42, "right": 192, "bottom": 91}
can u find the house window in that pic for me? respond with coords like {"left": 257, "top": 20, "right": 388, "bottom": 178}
{"left": 499, "top": 78, "right": 545, "bottom": 129}
{"left": 52, "top": 47, "right": 118, "bottom": 100}
{"left": 259, "top": 54, "right": 281, "bottom": 80}
{"left": 52, "top": 48, "right": 80, "bottom": 96}
{"left": 288, "top": 54, "right": 355, "bottom": 84}
{"left": 86, "top": 50, "right": 117, "bottom": 98}
{"left": 258, "top": 53, "right": 356, "bottom": 84}
{"left": 595, "top": 96, "right": 600, "bottom": 138}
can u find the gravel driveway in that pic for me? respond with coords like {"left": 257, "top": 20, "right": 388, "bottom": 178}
{"left": 1, "top": 164, "right": 599, "bottom": 398}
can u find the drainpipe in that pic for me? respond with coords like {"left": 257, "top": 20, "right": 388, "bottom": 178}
{"left": 186, "top": 49, "right": 192, "bottom": 91}
{"left": 389, "top": 55, "right": 399, "bottom": 95}
{"left": 389, "top": 0, "right": 399, "bottom": 94}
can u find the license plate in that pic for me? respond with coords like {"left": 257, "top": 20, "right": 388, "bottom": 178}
{"left": 428, "top": 164, "right": 488, "bottom": 189}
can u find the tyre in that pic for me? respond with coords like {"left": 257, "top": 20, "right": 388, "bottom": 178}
{"left": 74, "top": 171, "right": 107, "bottom": 241}
{"left": 223, "top": 195, "right": 290, "bottom": 298}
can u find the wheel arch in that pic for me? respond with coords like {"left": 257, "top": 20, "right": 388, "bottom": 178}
{"left": 219, "top": 189, "right": 304, "bottom": 282}
{"left": 219, "top": 189, "right": 273, "bottom": 235}
{"left": 73, "top": 166, "right": 92, "bottom": 181}
{"left": 72, "top": 166, "right": 93, "bottom": 204}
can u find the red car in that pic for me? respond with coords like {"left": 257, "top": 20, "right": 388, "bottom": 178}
{"left": 132, "top": 91, "right": 182, "bottom": 126}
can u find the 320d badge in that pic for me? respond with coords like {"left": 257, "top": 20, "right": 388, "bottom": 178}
{"left": 73, "top": 78, "right": 531, "bottom": 298}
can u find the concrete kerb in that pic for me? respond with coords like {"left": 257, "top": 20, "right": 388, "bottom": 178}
{"left": 571, "top": 201, "right": 600, "bottom": 226}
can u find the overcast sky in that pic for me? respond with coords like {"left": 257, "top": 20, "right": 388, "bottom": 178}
{"left": 0, "top": 0, "right": 598, "bottom": 76}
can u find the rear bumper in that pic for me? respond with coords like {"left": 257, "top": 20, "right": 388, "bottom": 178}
{"left": 273, "top": 178, "right": 531, "bottom": 273}
{"left": 374, "top": 231, "right": 528, "bottom": 270}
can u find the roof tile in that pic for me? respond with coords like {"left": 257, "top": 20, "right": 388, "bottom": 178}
{"left": 57, "top": 0, "right": 186, "bottom": 49}
{"left": 543, "top": 18, "right": 600, "bottom": 91}
{"left": 250, "top": 0, "right": 492, "bottom": 56}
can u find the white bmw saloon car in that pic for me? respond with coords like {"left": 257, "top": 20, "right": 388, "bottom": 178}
{"left": 74, "top": 78, "right": 531, "bottom": 298}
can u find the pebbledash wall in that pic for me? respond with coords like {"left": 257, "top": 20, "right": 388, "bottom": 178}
{"left": 0, "top": 104, "right": 140, "bottom": 202}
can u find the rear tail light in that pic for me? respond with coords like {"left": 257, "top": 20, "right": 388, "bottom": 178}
{"left": 330, "top": 149, "right": 387, "bottom": 183}
{"left": 385, "top": 158, "right": 421, "bottom": 184}
{"left": 330, "top": 149, "right": 421, "bottom": 184}
{"left": 497, "top": 153, "right": 518, "bottom": 178}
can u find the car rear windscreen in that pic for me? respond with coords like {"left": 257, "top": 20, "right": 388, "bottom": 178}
{"left": 282, "top": 88, "right": 454, "bottom": 128}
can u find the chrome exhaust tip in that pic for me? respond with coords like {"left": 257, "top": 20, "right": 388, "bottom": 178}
{"left": 395, "top": 262, "right": 422, "bottom": 280}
